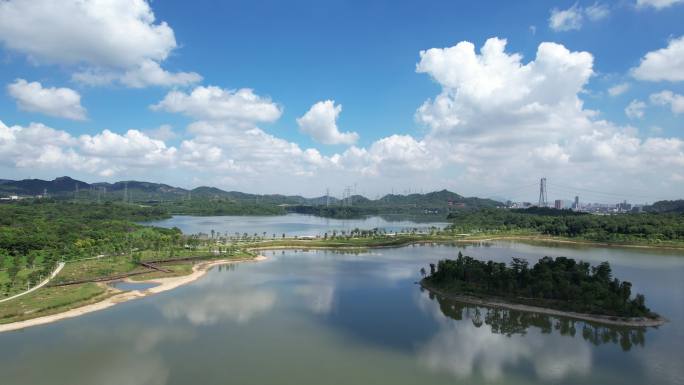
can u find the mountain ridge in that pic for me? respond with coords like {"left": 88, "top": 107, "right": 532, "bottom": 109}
{"left": 0, "top": 176, "right": 501, "bottom": 208}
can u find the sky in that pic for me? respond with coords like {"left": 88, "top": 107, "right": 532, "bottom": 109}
{"left": 0, "top": 0, "right": 683, "bottom": 203}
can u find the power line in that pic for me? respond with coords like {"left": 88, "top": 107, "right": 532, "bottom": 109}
{"left": 471, "top": 182, "right": 539, "bottom": 199}
{"left": 550, "top": 182, "right": 667, "bottom": 201}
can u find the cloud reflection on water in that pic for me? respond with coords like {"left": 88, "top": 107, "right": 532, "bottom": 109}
{"left": 415, "top": 291, "right": 592, "bottom": 382}
{"left": 161, "top": 290, "right": 277, "bottom": 325}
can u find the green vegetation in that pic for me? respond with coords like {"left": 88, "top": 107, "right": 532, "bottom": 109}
{"left": 160, "top": 199, "right": 286, "bottom": 216}
{"left": 0, "top": 283, "right": 109, "bottom": 324}
{"left": 447, "top": 207, "right": 684, "bottom": 245}
{"left": 0, "top": 177, "right": 502, "bottom": 219}
{"left": 423, "top": 253, "right": 654, "bottom": 318}
{"left": 645, "top": 199, "right": 684, "bottom": 214}
{"left": 0, "top": 192, "right": 679, "bottom": 327}
{"left": 0, "top": 200, "right": 176, "bottom": 297}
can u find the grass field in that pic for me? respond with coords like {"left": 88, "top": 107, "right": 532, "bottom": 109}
{"left": 0, "top": 283, "right": 109, "bottom": 325}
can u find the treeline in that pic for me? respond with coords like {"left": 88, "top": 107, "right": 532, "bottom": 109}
{"left": 158, "top": 199, "right": 286, "bottom": 216}
{"left": 430, "top": 297, "right": 646, "bottom": 351}
{"left": 446, "top": 208, "right": 684, "bottom": 243}
{"left": 286, "top": 205, "right": 379, "bottom": 219}
{"left": 0, "top": 200, "right": 179, "bottom": 294}
{"left": 424, "top": 253, "right": 653, "bottom": 318}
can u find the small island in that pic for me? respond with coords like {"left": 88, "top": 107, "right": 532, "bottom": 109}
{"left": 420, "top": 253, "right": 665, "bottom": 327}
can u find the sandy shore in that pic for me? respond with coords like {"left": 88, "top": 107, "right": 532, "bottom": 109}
{"left": 0, "top": 256, "right": 267, "bottom": 334}
{"left": 420, "top": 282, "right": 667, "bottom": 327}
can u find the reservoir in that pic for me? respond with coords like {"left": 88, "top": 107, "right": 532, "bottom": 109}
{"left": 1, "top": 218, "right": 682, "bottom": 384}
{"left": 143, "top": 213, "right": 449, "bottom": 237}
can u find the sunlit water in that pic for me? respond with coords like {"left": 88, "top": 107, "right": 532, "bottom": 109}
{"left": 1, "top": 241, "right": 683, "bottom": 385}
{"left": 143, "top": 213, "right": 449, "bottom": 236}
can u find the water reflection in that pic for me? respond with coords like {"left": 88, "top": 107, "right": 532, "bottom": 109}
{"left": 4, "top": 323, "right": 195, "bottom": 385}
{"left": 144, "top": 213, "right": 448, "bottom": 237}
{"left": 294, "top": 282, "right": 336, "bottom": 314}
{"left": 161, "top": 290, "right": 277, "bottom": 325}
{"left": 417, "top": 291, "right": 592, "bottom": 382}
{"left": 425, "top": 291, "right": 648, "bottom": 351}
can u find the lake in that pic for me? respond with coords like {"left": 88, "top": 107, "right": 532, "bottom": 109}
{"left": 1, "top": 239, "right": 683, "bottom": 383}
{"left": 143, "top": 213, "right": 449, "bottom": 236}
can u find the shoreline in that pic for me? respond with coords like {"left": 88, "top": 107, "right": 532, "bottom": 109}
{"left": 0, "top": 256, "right": 267, "bottom": 334}
{"left": 2, "top": 235, "right": 678, "bottom": 333}
{"left": 249, "top": 234, "right": 684, "bottom": 252}
{"left": 457, "top": 235, "right": 684, "bottom": 251}
{"left": 420, "top": 282, "right": 667, "bottom": 327}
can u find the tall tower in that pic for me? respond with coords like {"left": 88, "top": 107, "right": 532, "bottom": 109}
{"left": 123, "top": 182, "right": 128, "bottom": 203}
{"left": 538, "top": 178, "right": 547, "bottom": 207}
{"left": 326, "top": 188, "right": 330, "bottom": 207}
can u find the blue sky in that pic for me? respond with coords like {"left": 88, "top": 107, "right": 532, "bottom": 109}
{"left": 0, "top": 0, "right": 683, "bottom": 202}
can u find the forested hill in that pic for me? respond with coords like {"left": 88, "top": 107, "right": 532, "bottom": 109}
{"left": 0, "top": 177, "right": 502, "bottom": 216}
{"left": 644, "top": 200, "right": 684, "bottom": 214}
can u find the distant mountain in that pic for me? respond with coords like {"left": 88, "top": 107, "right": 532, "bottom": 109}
{"left": 365, "top": 189, "right": 500, "bottom": 210}
{"left": 0, "top": 177, "right": 502, "bottom": 210}
{"left": 0, "top": 176, "right": 90, "bottom": 195}
{"left": 644, "top": 200, "right": 684, "bottom": 214}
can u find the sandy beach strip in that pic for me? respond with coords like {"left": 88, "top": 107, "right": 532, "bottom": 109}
{"left": 0, "top": 256, "right": 267, "bottom": 334}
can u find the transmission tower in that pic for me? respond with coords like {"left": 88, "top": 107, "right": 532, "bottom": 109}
{"left": 326, "top": 188, "right": 330, "bottom": 207}
{"left": 538, "top": 177, "right": 548, "bottom": 207}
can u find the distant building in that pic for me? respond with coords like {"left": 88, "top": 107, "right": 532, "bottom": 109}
{"left": 617, "top": 200, "right": 632, "bottom": 212}
{"left": 554, "top": 199, "right": 562, "bottom": 209}
{"left": 573, "top": 196, "right": 579, "bottom": 210}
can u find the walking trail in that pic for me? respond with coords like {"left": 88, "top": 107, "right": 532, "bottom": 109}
{"left": 0, "top": 262, "right": 66, "bottom": 304}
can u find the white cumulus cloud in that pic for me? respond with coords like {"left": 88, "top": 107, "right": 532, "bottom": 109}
{"left": 297, "top": 100, "right": 359, "bottom": 145}
{"left": 0, "top": 0, "right": 200, "bottom": 88}
{"left": 7, "top": 79, "right": 86, "bottom": 120}
{"left": 413, "top": 37, "right": 684, "bottom": 199}
{"left": 631, "top": 36, "right": 684, "bottom": 82}
{"left": 0, "top": 120, "right": 176, "bottom": 177}
{"left": 625, "top": 99, "right": 647, "bottom": 119}
{"left": 650, "top": 90, "right": 684, "bottom": 114}
{"left": 152, "top": 86, "right": 282, "bottom": 123}
{"left": 636, "top": 0, "right": 684, "bottom": 9}
{"left": 585, "top": 3, "right": 610, "bottom": 21}
{"left": 549, "top": 4, "right": 584, "bottom": 31}
{"left": 608, "top": 83, "right": 630, "bottom": 96}
{"left": 548, "top": 3, "right": 610, "bottom": 31}
{"left": 119, "top": 60, "right": 202, "bottom": 88}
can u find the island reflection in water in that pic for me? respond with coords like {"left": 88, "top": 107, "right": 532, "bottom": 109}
{"left": 423, "top": 289, "right": 648, "bottom": 352}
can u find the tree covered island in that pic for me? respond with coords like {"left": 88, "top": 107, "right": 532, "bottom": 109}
{"left": 422, "top": 253, "right": 662, "bottom": 322}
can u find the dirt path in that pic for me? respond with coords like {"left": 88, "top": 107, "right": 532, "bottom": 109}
{"left": 0, "top": 262, "right": 65, "bottom": 304}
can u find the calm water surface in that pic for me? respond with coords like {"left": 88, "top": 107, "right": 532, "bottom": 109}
{"left": 1, "top": 241, "right": 683, "bottom": 384}
{"left": 143, "top": 213, "right": 448, "bottom": 236}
